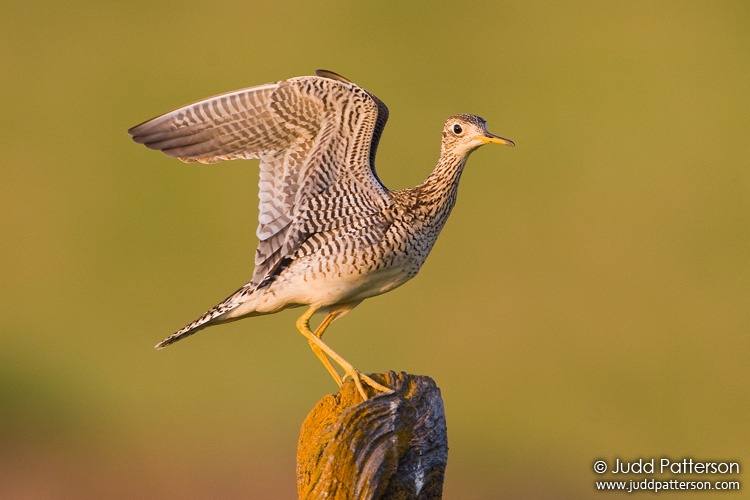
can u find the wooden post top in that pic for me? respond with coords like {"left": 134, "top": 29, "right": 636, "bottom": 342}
{"left": 297, "top": 371, "right": 448, "bottom": 499}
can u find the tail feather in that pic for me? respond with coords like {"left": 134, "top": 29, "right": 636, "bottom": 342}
{"left": 155, "top": 283, "right": 255, "bottom": 349}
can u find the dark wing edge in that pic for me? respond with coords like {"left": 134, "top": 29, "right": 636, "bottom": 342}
{"left": 315, "top": 69, "right": 390, "bottom": 187}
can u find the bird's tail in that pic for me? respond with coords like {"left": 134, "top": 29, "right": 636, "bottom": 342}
{"left": 155, "top": 283, "right": 256, "bottom": 349}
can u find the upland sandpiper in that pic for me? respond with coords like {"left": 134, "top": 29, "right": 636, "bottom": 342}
{"left": 128, "top": 70, "right": 514, "bottom": 400}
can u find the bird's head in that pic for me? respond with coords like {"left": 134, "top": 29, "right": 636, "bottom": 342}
{"left": 441, "top": 114, "right": 514, "bottom": 158}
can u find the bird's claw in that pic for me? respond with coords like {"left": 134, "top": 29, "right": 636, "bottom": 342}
{"left": 345, "top": 370, "right": 392, "bottom": 400}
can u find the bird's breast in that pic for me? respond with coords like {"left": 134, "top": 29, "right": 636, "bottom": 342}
{"left": 254, "top": 212, "right": 438, "bottom": 310}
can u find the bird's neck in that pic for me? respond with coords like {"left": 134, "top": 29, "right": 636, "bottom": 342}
{"left": 413, "top": 153, "right": 469, "bottom": 228}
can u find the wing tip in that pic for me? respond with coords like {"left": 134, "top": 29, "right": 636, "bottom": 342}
{"left": 127, "top": 117, "right": 160, "bottom": 139}
{"left": 315, "top": 69, "right": 354, "bottom": 84}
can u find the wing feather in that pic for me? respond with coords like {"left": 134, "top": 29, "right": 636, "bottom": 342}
{"left": 128, "top": 72, "right": 392, "bottom": 286}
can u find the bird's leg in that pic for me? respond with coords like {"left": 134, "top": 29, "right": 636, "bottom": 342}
{"left": 313, "top": 308, "right": 391, "bottom": 394}
{"left": 296, "top": 306, "right": 391, "bottom": 400}
{"left": 309, "top": 312, "right": 343, "bottom": 387}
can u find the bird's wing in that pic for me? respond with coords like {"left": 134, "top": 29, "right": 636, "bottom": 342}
{"left": 128, "top": 71, "right": 392, "bottom": 286}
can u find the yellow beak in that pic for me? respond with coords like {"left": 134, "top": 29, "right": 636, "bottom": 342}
{"left": 480, "top": 133, "right": 515, "bottom": 147}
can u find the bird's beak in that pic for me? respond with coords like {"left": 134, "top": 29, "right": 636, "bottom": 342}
{"left": 480, "top": 133, "right": 515, "bottom": 147}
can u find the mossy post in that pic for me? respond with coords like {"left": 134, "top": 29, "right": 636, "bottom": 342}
{"left": 296, "top": 371, "right": 448, "bottom": 499}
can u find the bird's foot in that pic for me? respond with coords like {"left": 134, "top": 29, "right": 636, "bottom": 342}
{"left": 343, "top": 370, "right": 392, "bottom": 400}
{"left": 295, "top": 306, "right": 391, "bottom": 400}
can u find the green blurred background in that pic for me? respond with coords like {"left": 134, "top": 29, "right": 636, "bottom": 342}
{"left": 1, "top": 1, "right": 748, "bottom": 498}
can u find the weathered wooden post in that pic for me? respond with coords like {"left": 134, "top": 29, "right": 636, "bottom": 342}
{"left": 296, "top": 371, "right": 448, "bottom": 499}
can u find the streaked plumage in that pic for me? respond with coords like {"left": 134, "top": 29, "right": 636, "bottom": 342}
{"left": 128, "top": 70, "right": 514, "bottom": 399}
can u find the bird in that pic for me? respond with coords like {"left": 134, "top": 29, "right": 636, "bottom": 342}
{"left": 128, "top": 70, "right": 514, "bottom": 400}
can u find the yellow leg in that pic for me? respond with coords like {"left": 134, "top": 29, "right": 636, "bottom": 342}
{"left": 296, "top": 306, "right": 391, "bottom": 400}
{"left": 309, "top": 312, "right": 343, "bottom": 387}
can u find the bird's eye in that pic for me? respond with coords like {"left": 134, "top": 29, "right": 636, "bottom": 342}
{"left": 452, "top": 124, "right": 463, "bottom": 135}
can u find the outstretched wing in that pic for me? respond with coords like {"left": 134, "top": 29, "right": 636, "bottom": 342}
{"left": 128, "top": 71, "right": 392, "bottom": 286}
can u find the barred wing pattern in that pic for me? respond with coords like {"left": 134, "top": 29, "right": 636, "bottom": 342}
{"left": 128, "top": 72, "right": 393, "bottom": 287}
